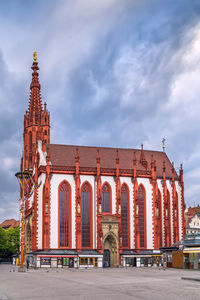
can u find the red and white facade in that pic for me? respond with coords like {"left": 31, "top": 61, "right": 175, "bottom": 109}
{"left": 22, "top": 56, "right": 185, "bottom": 268}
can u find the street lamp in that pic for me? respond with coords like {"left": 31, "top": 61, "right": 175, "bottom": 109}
{"left": 15, "top": 170, "right": 32, "bottom": 271}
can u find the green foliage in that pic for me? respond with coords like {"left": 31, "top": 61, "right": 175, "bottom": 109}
{"left": 0, "top": 226, "right": 19, "bottom": 259}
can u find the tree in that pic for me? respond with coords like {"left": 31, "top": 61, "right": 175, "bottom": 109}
{"left": 0, "top": 226, "right": 19, "bottom": 260}
{"left": 0, "top": 227, "right": 7, "bottom": 257}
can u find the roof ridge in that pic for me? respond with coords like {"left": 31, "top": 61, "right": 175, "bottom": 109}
{"left": 48, "top": 143, "right": 166, "bottom": 154}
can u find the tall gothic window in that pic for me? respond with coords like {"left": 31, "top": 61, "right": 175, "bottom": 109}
{"left": 121, "top": 184, "right": 129, "bottom": 247}
{"left": 173, "top": 192, "right": 179, "bottom": 243}
{"left": 102, "top": 183, "right": 110, "bottom": 213}
{"left": 59, "top": 182, "right": 70, "bottom": 247}
{"left": 157, "top": 189, "right": 162, "bottom": 248}
{"left": 138, "top": 185, "right": 145, "bottom": 248}
{"left": 82, "top": 183, "right": 91, "bottom": 248}
{"left": 165, "top": 190, "right": 171, "bottom": 247}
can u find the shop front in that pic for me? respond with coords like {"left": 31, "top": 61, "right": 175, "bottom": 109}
{"left": 182, "top": 234, "right": 200, "bottom": 269}
{"left": 160, "top": 246, "right": 179, "bottom": 268}
{"left": 78, "top": 250, "right": 103, "bottom": 268}
{"left": 121, "top": 250, "right": 153, "bottom": 267}
{"left": 152, "top": 255, "right": 162, "bottom": 266}
{"left": 183, "top": 248, "right": 200, "bottom": 270}
{"left": 38, "top": 255, "right": 77, "bottom": 268}
{"left": 28, "top": 250, "right": 78, "bottom": 268}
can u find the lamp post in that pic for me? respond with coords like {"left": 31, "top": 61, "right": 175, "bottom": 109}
{"left": 15, "top": 170, "right": 31, "bottom": 272}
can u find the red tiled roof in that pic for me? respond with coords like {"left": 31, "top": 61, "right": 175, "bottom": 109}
{"left": 185, "top": 206, "right": 200, "bottom": 218}
{"left": 185, "top": 207, "right": 200, "bottom": 226}
{"left": 0, "top": 219, "right": 20, "bottom": 229}
{"left": 48, "top": 144, "right": 178, "bottom": 179}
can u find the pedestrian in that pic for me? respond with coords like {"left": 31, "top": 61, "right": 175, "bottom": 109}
{"left": 26, "top": 256, "right": 29, "bottom": 271}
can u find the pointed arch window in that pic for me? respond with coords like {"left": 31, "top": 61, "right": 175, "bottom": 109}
{"left": 138, "top": 185, "right": 146, "bottom": 248}
{"left": 121, "top": 184, "right": 129, "bottom": 248}
{"left": 82, "top": 182, "right": 92, "bottom": 248}
{"left": 59, "top": 181, "right": 71, "bottom": 247}
{"left": 164, "top": 190, "right": 171, "bottom": 247}
{"left": 173, "top": 192, "right": 179, "bottom": 243}
{"left": 102, "top": 183, "right": 111, "bottom": 213}
{"left": 157, "top": 189, "right": 162, "bottom": 248}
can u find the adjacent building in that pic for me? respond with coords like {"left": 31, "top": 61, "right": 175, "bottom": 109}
{"left": 185, "top": 206, "right": 200, "bottom": 235}
{"left": 0, "top": 219, "right": 20, "bottom": 229}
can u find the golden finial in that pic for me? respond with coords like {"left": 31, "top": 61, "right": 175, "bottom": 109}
{"left": 162, "top": 138, "right": 166, "bottom": 152}
{"left": 33, "top": 51, "right": 37, "bottom": 63}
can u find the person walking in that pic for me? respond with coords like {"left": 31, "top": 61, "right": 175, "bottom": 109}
{"left": 26, "top": 256, "right": 29, "bottom": 271}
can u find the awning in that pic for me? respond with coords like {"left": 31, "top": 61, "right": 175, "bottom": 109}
{"left": 183, "top": 248, "right": 200, "bottom": 254}
{"left": 38, "top": 255, "right": 77, "bottom": 258}
{"left": 122, "top": 255, "right": 152, "bottom": 258}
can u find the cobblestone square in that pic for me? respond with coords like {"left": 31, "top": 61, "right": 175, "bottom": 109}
{"left": 0, "top": 264, "right": 200, "bottom": 300}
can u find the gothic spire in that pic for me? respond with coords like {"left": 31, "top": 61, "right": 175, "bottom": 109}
{"left": 23, "top": 53, "right": 50, "bottom": 171}
{"left": 28, "top": 52, "right": 43, "bottom": 124}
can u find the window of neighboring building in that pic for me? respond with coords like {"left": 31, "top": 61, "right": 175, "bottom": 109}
{"left": 121, "top": 184, "right": 129, "bottom": 247}
{"left": 82, "top": 182, "right": 92, "bottom": 248}
{"left": 59, "top": 181, "right": 71, "bottom": 247}
{"left": 102, "top": 183, "right": 111, "bottom": 213}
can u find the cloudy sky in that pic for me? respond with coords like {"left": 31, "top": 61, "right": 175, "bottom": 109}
{"left": 0, "top": 0, "right": 200, "bottom": 222}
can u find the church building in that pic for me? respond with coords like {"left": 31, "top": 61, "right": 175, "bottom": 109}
{"left": 22, "top": 54, "right": 185, "bottom": 268}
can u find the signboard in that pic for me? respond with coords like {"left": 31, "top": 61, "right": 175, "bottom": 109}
{"left": 63, "top": 258, "right": 69, "bottom": 266}
{"left": 57, "top": 258, "right": 62, "bottom": 265}
{"left": 40, "top": 257, "right": 51, "bottom": 265}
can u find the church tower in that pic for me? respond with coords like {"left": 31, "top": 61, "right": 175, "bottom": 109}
{"left": 23, "top": 52, "right": 50, "bottom": 171}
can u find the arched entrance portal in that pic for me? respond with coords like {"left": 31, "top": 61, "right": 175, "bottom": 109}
{"left": 103, "top": 234, "right": 118, "bottom": 267}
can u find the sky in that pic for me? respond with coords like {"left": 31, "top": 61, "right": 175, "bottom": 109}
{"left": 0, "top": 0, "right": 200, "bottom": 223}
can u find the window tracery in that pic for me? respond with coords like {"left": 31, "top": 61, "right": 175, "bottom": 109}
{"left": 102, "top": 183, "right": 111, "bottom": 213}
{"left": 59, "top": 182, "right": 70, "bottom": 247}
{"left": 121, "top": 184, "right": 129, "bottom": 247}
{"left": 82, "top": 183, "right": 91, "bottom": 247}
{"left": 138, "top": 185, "right": 145, "bottom": 248}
